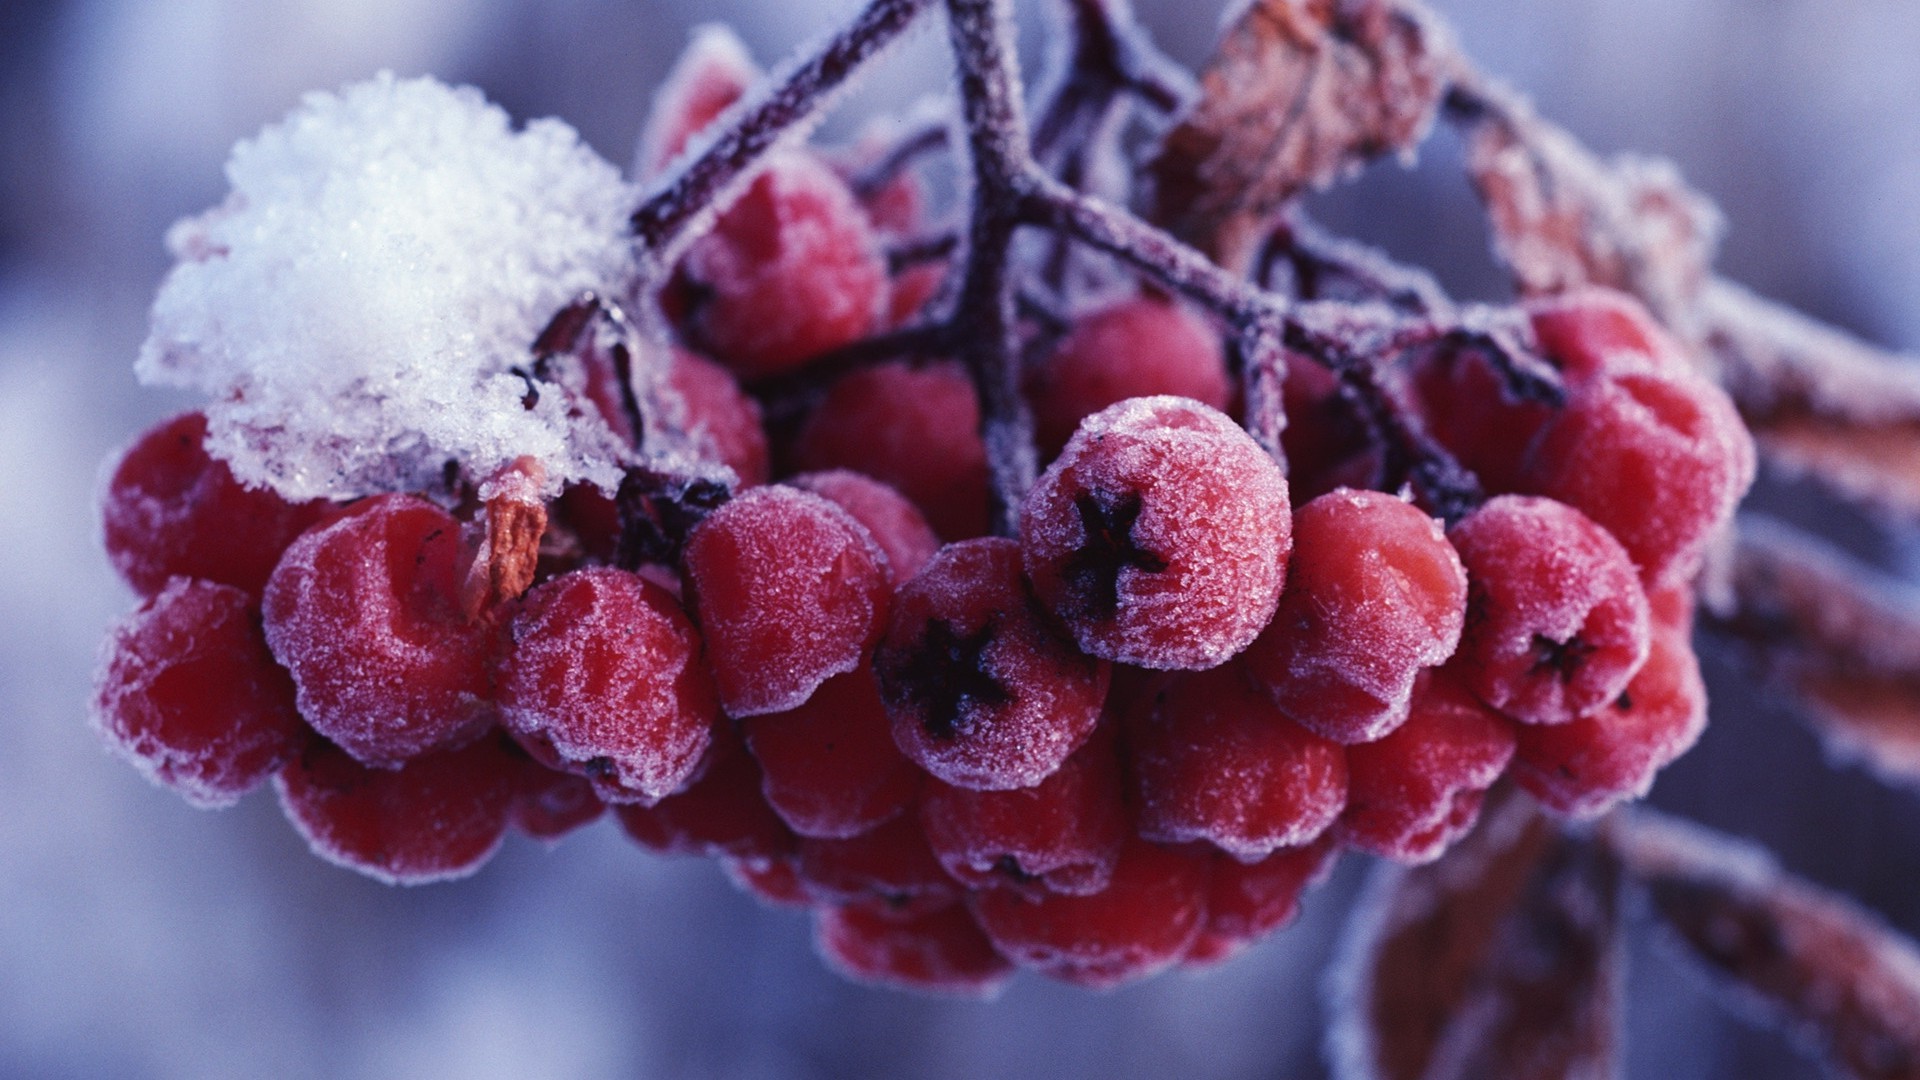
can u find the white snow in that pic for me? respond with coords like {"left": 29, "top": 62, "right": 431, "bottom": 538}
{"left": 136, "top": 72, "right": 641, "bottom": 501}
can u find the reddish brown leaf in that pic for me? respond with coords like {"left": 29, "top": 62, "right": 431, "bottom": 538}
{"left": 1704, "top": 279, "right": 1920, "bottom": 520}
{"left": 1447, "top": 79, "right": 1720, "bottom": 333}
{"left": 1329, "top": 793, "right": 1623, "bottom": 1080}
{"left": 1148, "top": 0, "right": 1455, "bottom": 272}
{"left": 1612, "top": 812, "right": 1920, "bottom": 1080}
{"left": 462, "top": 456, "right": 549, "bottom": 615}
{"left": 1709, "top": 520, "right": 1920, "bottom": 789}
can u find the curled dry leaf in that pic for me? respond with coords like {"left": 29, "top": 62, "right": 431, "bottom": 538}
{"left": 1148, "top": 0, "right": 1455, "bottom": 272}
{"left": 1708, "top": 518, "right": 1920, "bottom": 790}
{"left": 1611, "top": 811, "right": 1920, "bottom": 1080}
{"left": 1328, "top": 793, "right": 1623, "bottom": 1080}
{"left": 1704, "top": 279, "right": 1920, "bottom": 520}
{"left": 1445, "top": 78, "right": 1721, "bottom": 336}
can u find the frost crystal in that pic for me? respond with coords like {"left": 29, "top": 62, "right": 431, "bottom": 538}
{"left": 137, "top": 73, "right": 640, "bottom": 501}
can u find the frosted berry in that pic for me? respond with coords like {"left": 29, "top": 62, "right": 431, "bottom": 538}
{"left": 917, "top": 720, "right": 1128, "bottom": 897}
{"left": 1186, "top": 838, "right": 1339, "bottom": 967}
{"left": 742, "top": 665, "right": 920, "bottom": 839}
{"left": 796, "top": 813, "right": 960, "bottom": 915}
{"left": 1027, "top": 295, "right": 1230, "bottom": 455}
{"left": 497, "top": 567, "right": 717, "bottom": 804}
{"left": 1449, "top": 495, "right": 1652, "bottom": 726}
{"left": 261, "top": 494, "right": 493, "bottom": 767}
{"left": 1339, "top": 669, "right": 1517, "bottom": 862}
{"left": 1281, "top": 352, "right": 1380, "bottom": 506}
{"left": 875, "top": 537, "right": 1110, "bottom": 791}
{"left": 1128, "top": 662, "right": 1348, "bottom": 859}
{"left": 91, "top": 577, "right": 305, "bottom": 808}
{"left": 815, "top": 902, "right": 1014, "bottom": 998}
{"left": 971, "top": 837, "right": 1212, "bottom": 990}
{"left": 1020, "top": 396, "right": 1291, "bottom": 670}
{"left": 722, "top": 855, "right": 813, "bottom": 909}
{"left": 509, "top": 754, "right": 606, "bottom": 840}
{"left": 1245, "top": 488, "right": 1467, "bottom": 744}
{"left": 275, "top": 734, "right": 519, "bottom": 885}
{"left": 101, "top": 411, "right": 325, "bottom": 599}
{"left": 791, "top": 360, "right": 991, "bottom": 541}
{"left": 682, "top": 486, "right": 892, "bottom": 717}
{"left": 680, "top": 151, "right": 888, "bottom": 378}
{"left": 1513, "top": 616, "right": 1707, "bottom": 818}
{"left": 1405, "top": 337, "right": 1555, "bottom": 496}
{"left": 668, "top": 348, "right": 771, "bottom": 486}
{"left": 1527, "top": 287, "right": 1696, "bottom": 383}
{"left": 614, "top": 723, "right": 796, "bottom": 860}
{"left": 636, "top": 26, "right": 757, "bottom": 176}
{"left": 787, "top": 470, "right": 941, "bottom": 581}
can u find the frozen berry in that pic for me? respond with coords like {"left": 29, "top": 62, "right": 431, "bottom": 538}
{"left": 796, "top": 813, "right": 960, "bottom": 915}
{"left": 1186, "top": 838, "right": 1339, "bottom": 966}
{"left": 1405, "top": 337, "right": 1556, "bottom": 496}
{"left": 261, "top": 494, "right": 493, "bottom": 767}
{"left": 509, "top": 754, "right": 606, "bottom": 840}
{"left": 971, "top": 837, "right": 1212, "bottom": 990}
{"left": 722, "top": 855, "right": 814, "bottom": 909}
{"left": 681, "top": 152, "right": 888, "bottom": 378}
{"left": 615, "top": 724, "right": 796, "bottom": 860}
{"left": 875, "top": 538, "right": 1110, "bottom": 790}
{"left": 275, "top": 734, "right": 519, "bottom": 885}
{"left": 1020, "top": 396, "right": 1291, "bottom": 670}
{"left": 791, "top": 360, "right": 991, "bottom": 541}
{"left": 101, "top": 411, "right": 325, "bottom": 599}
{"left": 1128, "top": 662, "right": 1348, "bottom": 859}
{"left": 1027, "top": 295, "right": 1230, "bottom": 455}
{"left": 91, "top": 577, "right": 305, "bottom": 808}
{"left": 1281, "top": 352, "right": 1380, "bottom": 506}
{"left": 815, "top": 901, "right": 1014, "bottom": 998}
{"left": 636, "top": 26, "right": 758, "bottom": 176}
{"left": 917, "top": 720, "right": 1127, "bottom": 897}
{"left": 497, "top": 567, "right": 717, "bottom": 804}
{"left": 743, "top": 665, "right": 920, "bottom": 839}
{"left": 667, "top": 348, "right": 771, "bottom": 486}
{"left": 1449, "top": 495, "right": 1651, "bottom": 726}
{"left": 682, "top": 486, "right": 892, "bottom": 717}
{"left": 787, "top": 471, "right": 941, "bottom": 581}
{"left": 1245, "top": 488, "right": 1467, "bottom": 744}
{"left": 1339, "top": 669, "right": 1516, "bottom": 862}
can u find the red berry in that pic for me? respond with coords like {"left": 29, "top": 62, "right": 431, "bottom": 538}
{"left": 1128, "top": 662, "right": 1348, "bottom": 859}
{"left": 722, "top": 855, "right": 814, "bottom": 909}
{"left": 1027, "top": 295, "right": 1230, "bottom": 456}
{"left": 787, "top": 471, "right": 941, "bottom": 582}
{"left": 742, "top": 665, "right": 920, "bottom": 839}
{"left": 1021, "top": 396, "right": 1292, "bottom": 670}
{"left": 681, "top": 152, "right": 888, "bottom": 378}
{"left": 508, "top": 754, "right": 606, "bottom": 841}
{"left": 816, "top": 902, "right": 1014, "bottom": 998}
{"left": 636, "top": 26, "right": 757, "bottom": 176}
{"left": 917, "top": 720, "right": 1128, "bottom": 897}
{"left": 1513, "top": 617, "right": 1707, "bottom": 818}
{"left": 1281, "top": 352, "right": 1382, "bottom": 506}
{"left": 1527, "top": 287, "right": 1694, "bottom": 383}
{"left": 791, "top": 360, "right": 991, "bottom": 541}
{"left": 497, "top": 567, "right": 717, "bottom": 804}
{"left": 614, "top": 724, "right": 796, "bottom": 860}
{"left": 875, "top": 537, "right": 1111, "bottom": 790}
{"left": 1244, "top": 488, "right": 1467, "bottom": 744}
{"left": 1449, "top": 495, "right": 1652, "bottom": 725}
{"left": 1404, "top": 338, "right": 1555, "bottom": 496}
{"left": 796, "top": 813, "right": 960, "bottom": 915}
{"left": 667, "top": 348, "right": 771, "bottom": 486}
{"left": 1339, "top": 669, "right": 1516, "bottom": 862}
{"left": 275, "top": 734, "right": 518, "bottom": 885}
{"left": 91, "top": 577, "right": 305, "bottom": 808}
{"left": 1186, "top": 838, "right": 1339, "bottom": 967}
{"left": 101, "top": 411, "right": 325, "bottom": 599}
{"left": 261, "top": 494, "right": 493, "bottom": 767}
{"left": 971, "top": 837, "right": 1212, "bottom": 990}
{"left": 682, "top": 486, "right": 892, "bottom": 717}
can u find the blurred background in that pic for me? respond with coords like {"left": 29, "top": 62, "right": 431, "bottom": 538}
{"left": 3, "top": 1, "right": 1918, "bottom": 1076}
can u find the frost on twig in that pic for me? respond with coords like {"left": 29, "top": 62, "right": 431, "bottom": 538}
{"left": 1148, "top": 0, "right": 1455, "bottom": 273}
{"left": 1444, "top": 78, "right": 1722, "bottom": 337}
{"left": 1611, "top": 811, "right": 1920, "bottom": 1080}
{"left": 1704, "top": 280, "right": 1920, "bottom": 521}
{"left": 1328, "top": 795, "right": 1623, "bottom": 1080}
{"left": 1705, "top": 518, "right": 1920, "bottom": 790}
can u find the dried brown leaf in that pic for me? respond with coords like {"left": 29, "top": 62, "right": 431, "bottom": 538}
{"left": 1149, "top": 0, "right": 1455, "bottom": 272}
{"left": 1710, "top": 519, "right": 1920, "bottom": 788}
{"left": 1704, "top": 280, "right": 1920, "bottom": 520}
{"left": 1447, "top": 80, "right": 1721, "bottom": 333}
{"left": 1613, "top": 812, "right": 1920, "bottom": 1080}
{"left": 1329, "top": 794, "right": 1623, "bottom": 1080}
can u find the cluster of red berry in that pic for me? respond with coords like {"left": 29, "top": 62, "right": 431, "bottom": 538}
{"left": 91, "top": 43, "right": 1756, "bottom": 997}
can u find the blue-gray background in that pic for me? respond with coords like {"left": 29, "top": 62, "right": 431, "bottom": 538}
{"left": 3, "top": 1, "right": 1918, "bottom": 1076}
